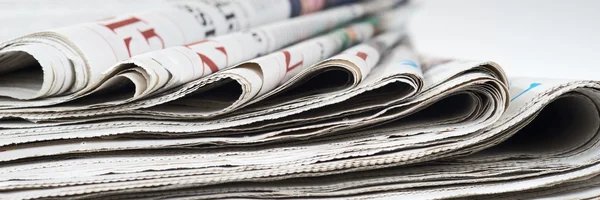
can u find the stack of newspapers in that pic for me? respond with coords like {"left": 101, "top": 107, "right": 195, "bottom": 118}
{"left": 1, "top": 0, "right": 600, "bottom": 199}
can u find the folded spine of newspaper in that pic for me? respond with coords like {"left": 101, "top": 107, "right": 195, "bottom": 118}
{"left": 0, "top": 0, "right": 403, "bottom": 113}
{"left": 0, "top": 57, "right": 513, "bottom": 199}
{"left": 0, "top": 21, "right": 378, "bottom": 144}
{"left": 0, "top": 0, "right": 363, "bottom": 105}
{"left": 0, "top": 40, "right": 424, "bottom": 162}
{"left": 4, "top": 67, "right": 600, "bottom": 200}
{"left": 0, "top": 2, "right": 415, "bottom": 152}
{"left": 0, "top": 2, "right": 409, "bottom": 123}
{"left": 243, "top": 29, "right": 406, "bottom": 108}
{"left": 71, "top": 0, "right": 402, "bottom": 108}
{"left": 3, "top": 55, "right": 600, "bottom": 200}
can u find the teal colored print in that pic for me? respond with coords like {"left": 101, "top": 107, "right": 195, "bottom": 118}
{"left": 399, "top": 60, "right": 419, "bottom": 68}
{"left": 510, "top": 82, "right": 541, "bottom": 102}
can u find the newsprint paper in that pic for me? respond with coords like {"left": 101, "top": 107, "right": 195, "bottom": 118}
{"left": 1, "top": 0, "right": 600, "bottom": 199}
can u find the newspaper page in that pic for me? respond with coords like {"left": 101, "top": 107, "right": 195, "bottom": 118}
{"left": 0, "top": 20, "right": 378, "bottom": 144}
{"left": 4, "top": 77, "right": 600, "bottom": 200}
{"left": 0, "top": 58, "right": 512, "bottom": 199}
{"left": 0, "top": 5, "right": 414, "bottom": 150}
{"left": 0, "top": 40, "right": 422, "bottom": 161}
{"left": 0, "top": 19, "right": 378, "bottom": 122}
{"left": 348, "top": 78, "right": 600, "bottom": 199}
{"left": 244, "top": 30, "right": 406, "bottom": 107}
{"left": 0, "top": 3, "right": 411, "bottom": 127}
{"left": 0, "top": 0, "right": 403, "bottom": 117}
{"left": 0, "top": 0, "right": 356, "bottom": 108}
{"left": 54, "top": 0, "right": 401, "bottom": 109}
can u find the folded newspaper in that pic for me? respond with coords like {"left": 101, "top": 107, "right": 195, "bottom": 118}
{"left": 1, "top": 0, "right": 600, "bottom": 199}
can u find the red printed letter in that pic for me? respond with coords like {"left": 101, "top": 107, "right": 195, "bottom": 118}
{"left": 356, "top": 51, "right": 368, "bottom": 61}
{"left": 283, "top": 50, "right": 303, "bottom": 72}
{"left": 104, "top": 17, "right": 165, "bottom": 57}
{"left": 186, "top": 40, "right": 229, "bottom": 76}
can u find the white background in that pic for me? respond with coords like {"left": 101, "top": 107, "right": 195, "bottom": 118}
{"left": 408, "top": 0, "right": 600, "bottom": 80}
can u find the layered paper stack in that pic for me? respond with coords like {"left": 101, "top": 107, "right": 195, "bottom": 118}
{"left": 1, "top": 0, "right": 599, "bottom": 199}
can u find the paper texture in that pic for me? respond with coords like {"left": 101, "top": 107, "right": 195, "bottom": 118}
{"left": 0, "top": 0, "right": 359, "bottom": 107}
{"left": 1, "top": 1, "right": 600, "bottom": 199}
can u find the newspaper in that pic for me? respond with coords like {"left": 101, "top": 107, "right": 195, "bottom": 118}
{"left": 0, "top": 0, "right": 402, "bottom": 119}
{"left": 0, "top": 0, "right": 363, "bottom": 108}
{"left": 0, "top": 39, "right": 421, "bottom": 161}
{"left": 0, "top": 58, "right": 512, "bottom": 197}
{"left": 0, "top": 6, "right": 417, "bottom": 151}
{"left": 0, "top": 20, "right": 380, "bottom": 146}
{"left": 4, "top": 75, "right": 600, "bottom": 200}
{"left": 0, "top": 1, "right": 409, "bottom": 126}
{"left": 2, "top": 1, "right": 600, "bottom": 200}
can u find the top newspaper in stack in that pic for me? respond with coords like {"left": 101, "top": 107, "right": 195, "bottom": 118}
{"left": 0, "top": 0, "right": 396, "bottom": 108}
{"left": 0, "top": 0, "right": 404, "bottom": 119}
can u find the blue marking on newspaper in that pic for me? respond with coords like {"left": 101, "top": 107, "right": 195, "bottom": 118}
{"left": 399, "top": 60, "right": 419, "bottom": 68}
{"left": 510, "top": 82, "right": 541, "bottom": 102}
